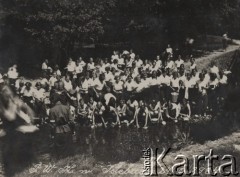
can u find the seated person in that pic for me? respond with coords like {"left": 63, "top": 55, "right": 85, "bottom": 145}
{"left": 77, "top": 99, "right": 89, "bottom": 126}
{"left": 92, "top": 101, "right": 106, "bottom": 128}
{"left": 178, "top": 99, "right": 191, "bottom": 120}
{"left": 148, "top": 99, "right": 163, "bottom": 123}
{"left": 164, "top": 100, "right": 180, "bottom": 122}
{"left": 117, "top": 99, "right": 134, "bottom": 126}
{"left": 133, "top": 100, "right": 149, "bottom": 129}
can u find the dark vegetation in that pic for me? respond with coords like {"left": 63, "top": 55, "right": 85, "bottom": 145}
{"left": 0, "top": 0, "right": 240, "bottom": 72}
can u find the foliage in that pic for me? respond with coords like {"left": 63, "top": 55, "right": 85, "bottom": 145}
{"left": 2, "top": 0, "right": 116, "bottom": 53}
{"left": 1, "top": 0, "right": 240, "bottom": 61}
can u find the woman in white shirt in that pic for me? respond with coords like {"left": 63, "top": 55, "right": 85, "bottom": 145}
{"left": 87, "top": 58, "right": 95, "bottom": 71}
{"left": 113, "top": 76, "right": 124, "bottom": 99}
{"left": 170, "top": 72, "right": 180, "bottom": 92}
{"left": 148, "top": 99, "right": 163, "bottom": 123}
{"left": 66, "top": 58, "right": 76, "bottom": 77}
{"left": 63, "top": 75, "right": 73, "bottom": 92}
{"left": 190, "top": 58, "right": 197, "bottom": 71}
{"left": 175, "top": 55, "right": 184, "bottom": 69}
{"left": 33, "top": 82, "right": 46, "bottom": 120}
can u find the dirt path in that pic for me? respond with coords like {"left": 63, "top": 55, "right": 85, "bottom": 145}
{"left": 184, "top": 44, "right": 240, "bottom": 71}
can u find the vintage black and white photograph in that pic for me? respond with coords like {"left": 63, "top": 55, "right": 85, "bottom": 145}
{"left": 0, "top": 0, "right": 240, "bottom": 176}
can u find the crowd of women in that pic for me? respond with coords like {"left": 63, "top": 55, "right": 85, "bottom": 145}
{"left": 0, "top": 46, "right": 230, "bottom": 131}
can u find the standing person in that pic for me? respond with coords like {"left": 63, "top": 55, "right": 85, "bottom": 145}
{"left": 175, "top": 55, "right": 184, "bottom": 70}
{"left": 66, "top": 58, "right": 76, "bottom": 78}
{"left": 33, "top": 82, "right": 46, "bottom": 122}
{"left": 49, "top": 96, "right": 74, "bottom": 158}
{"left": 42, "top": 59, "right": 49, "bottom": 71}
{"left": 42, "top": 59, "right": 52, "bottom": 75}
{"left": 166, "top": 44, "right": 173, "bottom": 57}
{"left": 7, "top": 64, "right": 19, "bottom": 89}
{"left": 222, "top": 32, "right": 228, "bottom": 51}
{"left": 113, "top": 76, "right": 124, "bottom": 99}
{"left": 0, "top": 85, "right": 38, "bottom": 177}
{"left": 197, "top": 73, "right": 209, "bottom": 116}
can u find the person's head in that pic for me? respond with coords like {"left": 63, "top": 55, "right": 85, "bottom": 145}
{"left": 69, "top": 57, "right": 73, "bottom": 62}
{"left": 190, "top": 57, "right": 195, "bottom": 64}
{"left": 92, "top": 72, "right": 97, "bottom": 80}
{"left": 162, "top": 69, "right": 166, "bottom": 76}
{"left": 115, "top": 76, "right": 120, "bottom": 82}
{"left": 178, "top": 55, "right": 182, "bottom": 60}
{"left": 72, "top": 81, "right": 77, "bottom": 89}
{"left": 173, "top": 72, "right": 178, "bottom": 79}
{"left": 111, "top": 67, "right": 116, "bottom": 75}
{"left": 144, "top": 59, "right": 148, "bottom": 65}
{"left": 97, "top": 101, "right": 102, "bottom": 109}
{"left": 135, "top": 55, "right": 140, "bottom": 61}
{"left": 45, "top": 59, "right": 49, "bottom": 64}
{"left": 152, "top": 71, "right": 157, "bottom": 78}
{"left": 54, "top": 64, "right": 59, "bottom": 70}
{"left": 120, "top": 99, "right": 125, "bottom": 106}
{"left": 167, "top": 100, "right": 173, "bottom": 108}
{"left": 167, "top": 44, "right": 171, "bottom": 48}
{"left": 113, "top": 59, "right": 118, "bottom": 65}
{"left": 152, "top": 99, "right": 156, "bottom": 104}
{"left": 79, "top": 99, "right": 85, "bottom": 106}
{"left": 85, "top": 72, "right": 90, "bottom": 79}
{"left": 180, "top": 64, "right": 185, "bottom": 70}
{"left": 53, "top": 81, "right": 59, "bottom": 90}
{"left": 104, "top": 58, "right": 109, "bottom": 63}
{"left": 166, "top": 68, "right": 170, "bottom": 75}
{"left": 179, "top": 80, "right": 184, "bottom": 87}
{"left": 132, "top": 62, "right": 136, "bottom": 68}
{"left": 139, "top": 100, "right": 144, "bottom": 107}
{"left": 191, "top": 69, "right": 196, "bottom": 76}
{"left": 210, "top": 61, "right": 216, "bottom": 67}
{"left": 35, "top": 82, "right": 42, "bottom": 90}
{"left": 105, "top": 66, "right": 110, "bottom": 73}
{"left": 99, "top": 73, "right": 105, "bottom": 81}
{"left": 186, "top": 73, "right": 191, "bottom": 80}
{"left": 199, "top": 73, "right": 204, "bottom": 81}
{"left": 65, "top": 75, "right": 70, "bottom": 82}
{"left": 127, "top": 75, "right": 132, "bottom": 82}
{"left": 202, "top": 69, "right": 207, "bottom": 75}
{"left": 25, "top": 82, "right": 32, "bottom": 90}
{"left": 89, "top": 97, "right": 94, "bottom": 103}
{"left": 13, "top": 64, "right": 17, "bottom": 69}
{"left": 152, "top": 60, "right": 156, "bottom": 66}
{"left": 156, "top": 55, "right": 160, "bottom": 60}
{"left": 105, "top": 86, "right": 111, "bottom": 93}
{"left": 52, "top": 72, "right": 57, "bottom": 78}
{"left": 135, "top": 75, "right": 141, "bottom": 83}
{"left": 89, "top": 58, "right": 93, "bottom": 63}
{"left": 58, "top": 81, "right": 64, "bottom": 91}
{"left": 210, "top": 73, "right": 217, "bottom": 81}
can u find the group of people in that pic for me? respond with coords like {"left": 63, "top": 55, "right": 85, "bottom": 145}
{"left": 0, "top": 45, "right": 232, "bottom": 164}
{"left": 0, "top": 46, "right": 230, "bottom": 131}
